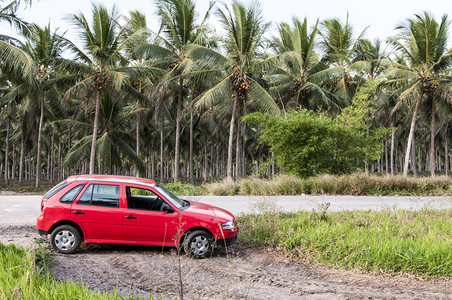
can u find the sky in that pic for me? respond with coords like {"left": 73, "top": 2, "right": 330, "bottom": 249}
{"left": 3, "top": 0, "right": 452, "bottom": 46}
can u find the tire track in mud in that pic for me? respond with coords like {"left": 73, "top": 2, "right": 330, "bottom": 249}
{"left": 1, "top": 225, "right": 451, "bottom": 299}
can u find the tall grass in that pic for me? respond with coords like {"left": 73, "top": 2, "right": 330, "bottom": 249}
{"left": 208, "top": 174, "right": 452, "bottom": 196}
{"left": 238, "top": 207, "right": 452, "bottom": 277}
{"left": 162, "top": 182, "right": 208, "bottom": 196}
{"left": 0, "top": 243, "right": 161, "bottom": 299}
{"left": 4, "top": 173, "right": 452, "bottom": 197}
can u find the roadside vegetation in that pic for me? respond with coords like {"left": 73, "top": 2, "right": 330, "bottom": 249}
{"left": 207, "top": 173, "right": 452, "bottom": 196}
{"left": 3, "top": 173, "right": 452, "bottom": 196}
{"left": 0, "top": 242, "right": 161, "bottom": 299}
{"left": 238, "top": 207, "right": 452, "bottom": 277}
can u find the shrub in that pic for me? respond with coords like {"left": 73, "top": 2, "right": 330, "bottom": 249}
{"left": 243, "top": 81, "right": 386, "bottom": 178}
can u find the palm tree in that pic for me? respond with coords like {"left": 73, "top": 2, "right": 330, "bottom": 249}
{"left": 268, "top": 17, "right": 342, "bottom": 111}
{"left": 387, "top": 12, "right": 452, "bottom": 177}
{"left": 194, "top": 0, "right": 279, "bottom": 180}
{"left": 0, "top": 102, "right": 12, "bottom": 184}
{"left": 122, "top": 10, "right": 157, "bottom": 177}
{"left": 63, "top": 90, "right": 144, "bottom": 174}
{"left": 317, "top": 15, "right": 368, "bottom": 105}
{"left": 0, "top": 0, "right": 30, "bottom": 34}
{"left": 1, "top": 23, "right": 65, "bottom": 187}
{"left": 55, "top": 4, "right": 161, "bottom": 175}
{"left": 0, "top": 0, "right": 33, "bottom": 83}
{"left": 28, "top": 24, "right": 66, "bottom": 187}
{"left": 151, "top": 0, "right": 214, "bottom": 182}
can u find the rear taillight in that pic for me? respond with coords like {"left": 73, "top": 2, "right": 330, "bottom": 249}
{"left": 40, "top": 199, "right": 46, "bottom": 215}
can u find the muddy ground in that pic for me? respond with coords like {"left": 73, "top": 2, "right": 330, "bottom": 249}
{"left": 1, "top": 224, "right": 451, "bottom": 300}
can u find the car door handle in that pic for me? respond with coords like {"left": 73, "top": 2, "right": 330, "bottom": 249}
{"left": 125, "top": 215, "right": 137, "bottom": 219}
{"left": 73, "top": 211, "right": 85, "bottom": 215}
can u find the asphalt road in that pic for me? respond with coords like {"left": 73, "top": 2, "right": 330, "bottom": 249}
{"left": 1, "top": 193, "right": 451, "bottom": 226}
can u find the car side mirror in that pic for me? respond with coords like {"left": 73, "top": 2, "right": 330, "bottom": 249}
{"left": 161, "top": 203, "right": 174, "bottom": 213}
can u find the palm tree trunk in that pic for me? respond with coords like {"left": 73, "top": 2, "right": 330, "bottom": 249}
{"left": 384, "top": 135, "right": 389, "bottom": 173}
{"left": 160, "top": 116, "right": 164, "bottom": 183}
{"left": 242, "top": 115, "right": 247, "bottom": 177}
{"left": 411, "top": 134, "right": 417, "bottom": 177}
{"left": 203, "top": 143, "right": 208, "bottom": 181}
{"left": 151, "top": 152, "right": 155, "bottom": 179}
{"left": 68, "top": 126, "right": 72, "bottom": 176}
{"left": 174, "top": 77, "right": 183, "bottom": 182}
{"left": 4, "top": 120, "right": 10, "bottom": 185}
{"left": 58, "top": 142, "right": 61, "bottom": 181}
{"left": 227, "top": 94, "right": 239, "bottom": 180}
{"left": 216, "top": 145, "right": 219, "bottom": 179}
{"left": 89, "top": 90, "right": 101, "bottom": 175}
{"left": 390, "top": 119, "right": 395, "bottom": 176}
{"left": 235, "top": 112, "right": 242, "bottom": 180}
{"left": 403, "top": 97, "right": 422, "bottom": 177}
{"left": 50, "top": 127, "right": 55, "bottom": 183}
{"left": 19, "top": 131, "right": 24, "bottom": 183}
{"left": 135, "top": 113, "right": 140, "bottom": 177}
{"left": 35, "top": 96, "right": 44, "bottom": 187}
{"left": 445, "top": 125, "right": 449, "bottom": 176}
{"left": 364, "top": 122, "right": 370, "bottom": 175}
{"left": 189, "top": 109, "right": 194, "bottom": 184}
{"left": 429, "top": 100, "right": 436, "bottom": 177}
{"left": 11, "top": 145, "right": 15, "bottom": 180}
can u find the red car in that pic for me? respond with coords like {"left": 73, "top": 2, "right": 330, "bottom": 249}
{"left": 37, "top": 175, "right": 238, "bottom": 258}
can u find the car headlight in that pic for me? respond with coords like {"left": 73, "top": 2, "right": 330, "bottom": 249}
{"left": 222, "top": 220, "right": 236, "bottom": 230}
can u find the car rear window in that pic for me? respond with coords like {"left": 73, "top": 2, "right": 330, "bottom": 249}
{"left": 60, "top": 184, "right": 85, "bottom": 204}
{"left": 43, "top": 180, "right": 68, "bottom": 199}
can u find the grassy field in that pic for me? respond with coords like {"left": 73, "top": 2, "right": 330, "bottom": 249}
{"left": 0, "top": 243, "right": 161, "bottom": 299}
{"left": 238, "top": 206, "right": 452, "bottom": 277}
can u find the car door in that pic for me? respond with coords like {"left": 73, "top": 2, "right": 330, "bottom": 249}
{"left": 71, "top": 182, "right": 123, "bottom": 241}
{"left": 122, "top": 185, "right": 179, "bottom": 245}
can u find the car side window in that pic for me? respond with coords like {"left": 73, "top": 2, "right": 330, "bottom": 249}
{"left": 126, "top": 187, "right": 164, "bottom": 211}
{"left": 60, "top": 184, "right": 85, "bottom": 204}
{"left": 76, "top": 184, "right": 120, "bottom": 208}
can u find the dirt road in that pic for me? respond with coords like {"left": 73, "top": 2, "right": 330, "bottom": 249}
{"left": 2, "top": 224, "right": 451, "bottom": 300}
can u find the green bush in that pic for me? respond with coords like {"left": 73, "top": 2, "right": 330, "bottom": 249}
{"left": 243, "top": 81, "right": 386, "bottom": 177}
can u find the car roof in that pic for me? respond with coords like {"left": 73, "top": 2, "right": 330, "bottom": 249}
{"left": 66, "top": 175, "right": 157, "bottom": 187}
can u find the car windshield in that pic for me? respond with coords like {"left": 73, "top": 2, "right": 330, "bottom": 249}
{"left": 154, "top": 185, "right": 187, "bottom": 210}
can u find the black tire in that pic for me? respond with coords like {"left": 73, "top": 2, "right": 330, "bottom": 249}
{"left": 183, "top": 230, "right": 213, "bottom": 259}
{"left": 50, "top": 225, "right": 82, "bottom": 254}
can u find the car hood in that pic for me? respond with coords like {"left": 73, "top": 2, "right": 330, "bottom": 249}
{"left": 185, "top": 201, "right": 234, "bottom": 221}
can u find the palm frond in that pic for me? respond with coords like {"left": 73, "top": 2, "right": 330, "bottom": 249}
{"left": 0, "top": 40, "right": 36, "bottom": 87}
{"left": 247, "top": 77, "right": 279, "bottom": 114}
{"left": 195, "top": 76, "right": 231, "bottom": 110}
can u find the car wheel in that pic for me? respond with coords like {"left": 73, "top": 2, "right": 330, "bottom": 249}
{"left": 50, "top": 225, "right": 81, "bottom": 254}
{"left": 183, "top": 230, "right": 213, "bottom": 259}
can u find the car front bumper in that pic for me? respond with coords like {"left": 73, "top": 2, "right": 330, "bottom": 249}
{"left": 216, "top": 235, "right": 237, "bottom": 247}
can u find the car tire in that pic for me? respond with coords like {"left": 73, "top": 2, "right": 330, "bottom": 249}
{"left": 50, "top": 225, "right": 81, "bottom": 254}
{"left": 183, "top": 230, "right": 213, "bottom": 259}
